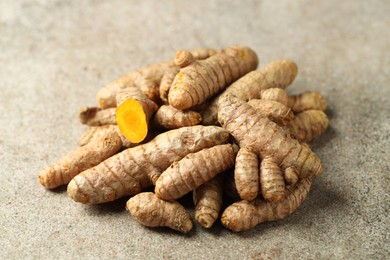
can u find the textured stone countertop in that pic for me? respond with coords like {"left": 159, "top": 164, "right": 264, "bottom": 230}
{"left": 0, "top": 1, "right": 388, "bottom": 259}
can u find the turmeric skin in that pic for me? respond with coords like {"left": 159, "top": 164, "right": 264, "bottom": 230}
{"left": 155, "top": 144, "right": 237, "bottom": 200}
{"left": 78, "top": 125, "right": 143, "bottom": 148}
{"left": 79, "top": 107, "right": 117, "bottom": 126}
{"left": 247, "top": 98, "right": 329, "bottom": 143}
{"left": 260, "top": 158, "right": 286, "bottom": 202}
{"left": 97, "top": 48, "right": 217, "bottom": 108}
{"left": 193, "top": 174, "right": 224, "bottom": 228}
{"left": 234, "top": 147, "right": 259, "bottom": 201}
{"left": 168, "top": 46, "right": 258, "bottom": 110}
{"left": 247, "top": 99, "right": 294, "bottom": 126}
{"left": 97, "top": 60, "right": 174, "bottom": 108}
{"left": 261, "top": 88, "right": 327, "bottom": 113}
{"left": 159, "top": 48, "right": 218, "bottom": 103}
{"left": 126, "top": 192, "right": 193, "bottom": 234}
{"left": 152, "top": 105, "right": 202, "bottom": 130}
{"left": 39, "top": 130, "right": 122, "bottom": 189}
{"left": 201, "top": 60, "right": 298, "bottom": 125}
{"left": 286, "top": 110, "right": 329, "bottom": 143}
{"left": 221, "top": 178, "right": 313, "bottom": 232}
{"left": 218, "top": 95, "right": 322, "bottom": 202}
{"left": 159, "top": 67, "right": 178, "bottom": 103}
{"left": 284, "top": 167, "right": 299, "bottom": 185}
{"left": 67, "top": 126, "right": 230, "bottom": 204}
{"left": 79, "top": 125, "right": 116, "bottom": 146}
{"left": 225, "top": 99, "right": 328, "bottom": 201}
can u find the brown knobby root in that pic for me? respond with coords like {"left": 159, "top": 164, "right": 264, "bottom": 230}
{"left": 159, "top": 67, "right": 178, "bottom": 103}
{"left": 193, "top": 174, "right": 224, "bottom": 228}
{"left": 97, "top": 48, "right": 217, "bottom": 108}
{"left": 234, "top": 147, "right": 259, "bottom": 201}
{"left": 126, "top": 192, "right": 192, "bottom": 234}
{"left": 218, "top": 95, "right": 322, "bottom": 202}
{"left": 159, "top": 48, "right": 219, "bottom": 103}
{"left": 201, "top": 60, "right": 298, "bottom": 125}
{"left": 157, "top": 50, "right": 200, "bottom": 103}
{"left": 175, "top": 50, "right": 196, "bottom": 68}
{"left": 221, "top": 178, "right": 313, "bottom": 232}
{"left": 97, "top": 60, "right": 174, "bottom": 108}
{"left": 67, "top": 125, "right": 230, "bottom": 204}
{"left": 115, "top": 87, "right": 158, "bottom": 143}
{"left": 155, "top": 144, "right": 237, "bottom": 200}
{"left": 260, "top": 87, "right": 291, "bottom": 107}
{"left": 247, "top": 99, "right": 294, "bottom": 126}
{"left": 286, "top": 110, "right": 329, "bottom": 143}
{"left": 284, "top": 167, "right": 299, "bottom": 185}
{"left": 152, "top": 105, "right": 202, "bottom": 130}
{"left": 79, "top": 107, "right": 117, "bottom": 126}
{"left": 247, "top": 98, "right": 329, "bottom": 143}
{"left": 168, "top": 46, "right": 258, "bottom": 110}
{"left": 290, "top": 91, "right": 327, "bottom": 112}
{"left": 174, "top": 48, "right": 219, "bottom": 67}
{"left": 189, "top": 48, "right": 218, "bottom": 60}
{"left": 261, "top": 88, "right": 327, "bottom": 113}
{"left": 79, "top": 125, "right": 115, "bottom": 146}
{"left": 260, "top": 158, "right": 286, "bottom": 202}
{"left": 78, "top": 125, "right": 141, "bottom": 148}
{"left": 39, "top": 131, "right": 122, "bottom": 189}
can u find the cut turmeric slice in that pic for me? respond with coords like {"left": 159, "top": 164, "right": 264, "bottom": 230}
{"left": 116, "top": 99, "right": 148, "bottom": 143}
{"left": 115, "top": 87, "right": 158, "bottom": 143}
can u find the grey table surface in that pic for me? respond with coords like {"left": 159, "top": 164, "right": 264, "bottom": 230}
{"left": 0, "top": 0, "right": 388, "bottom": 259}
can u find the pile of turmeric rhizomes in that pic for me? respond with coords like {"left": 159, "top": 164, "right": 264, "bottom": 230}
{"left": 39, "top": 45, "right": 329, "bottom": 233}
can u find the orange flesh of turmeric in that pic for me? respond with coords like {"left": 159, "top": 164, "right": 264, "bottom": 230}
{"left": 116, "top": 99, "right": 148, "bottom": 143}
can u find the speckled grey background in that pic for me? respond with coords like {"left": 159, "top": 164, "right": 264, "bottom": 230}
{"left": 0, "top": 0, "right": 388, "bottom": 259}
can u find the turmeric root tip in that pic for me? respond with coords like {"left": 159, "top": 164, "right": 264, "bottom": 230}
{"left": 39, "top": 131, "right": 122, "bottom": 189}
{"left": 193, "top": 175, "right": 224, "bottom": 228}
{"left": 221, "top": 178, "right": 313, "bottom": 232}
{"left": 126, "top": 192, "right": 193, "bottom": 234}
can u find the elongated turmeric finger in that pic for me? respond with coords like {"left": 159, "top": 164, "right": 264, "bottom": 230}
{"left": 284, "top": 167, "right": 299, "bottom": 185}
{"left": 126, "top": 192, "right": 193, "bottom": 234}
{"left": 39, "top": 131, "right": 122, "bottom": 189}
{"left": 193, "top": 174, "right": 224, "bottom": 228}
{"left": 218, "top": 95, "right": 322, "bottom": 182}
{"left": 79, "top": 107, "right": 116, "bottom": 126}
{"left": 152, "top": 105, "right": 202, "bottom": 130}
{"left": 291, "top": 91, "right": 327, "bottom": 112}
{"left": 201, "top": 60, "right": 297, "bottom": 125}
{"left": 260, "top": 87, "right": 291, "bottom": 107}
{"left": 78, "top": 125, "right": 139, "bottom": 148}
{"left": 159, "top": 67, "right": 178, "bottom": 103}
{"left": 97, "top": 60, "right": 174, "bottom": 108}
{"left": 67, "top": 126, "right": 230, "bottom": 204}
{"left": 97, "top": 48, "right": 217, "bottom": 108}
{"left": 247, "top": 99, "right": 294, "bottom": 126}
{"left": 221, "top": 178, "right": 312, "bottom": 232}
{"left": 261, "top": 88, "right": 327, "bottom": 113}
{"left": 234, "top": 148, "right": 259, "bottom": 201}
{"left": 260, "top": 158, "right": 286, "bottom": 202}
{"left": 248, "top": 95, "right": 328, "bottom": 143}
{"left": 155, "top": 144, "right": 236, "bottom": 200}
{"left": 168, "top": 46, "right": 258, "bottom": 110}
{"left": 286, "top": 110, "right": 329, "bottom": 143}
